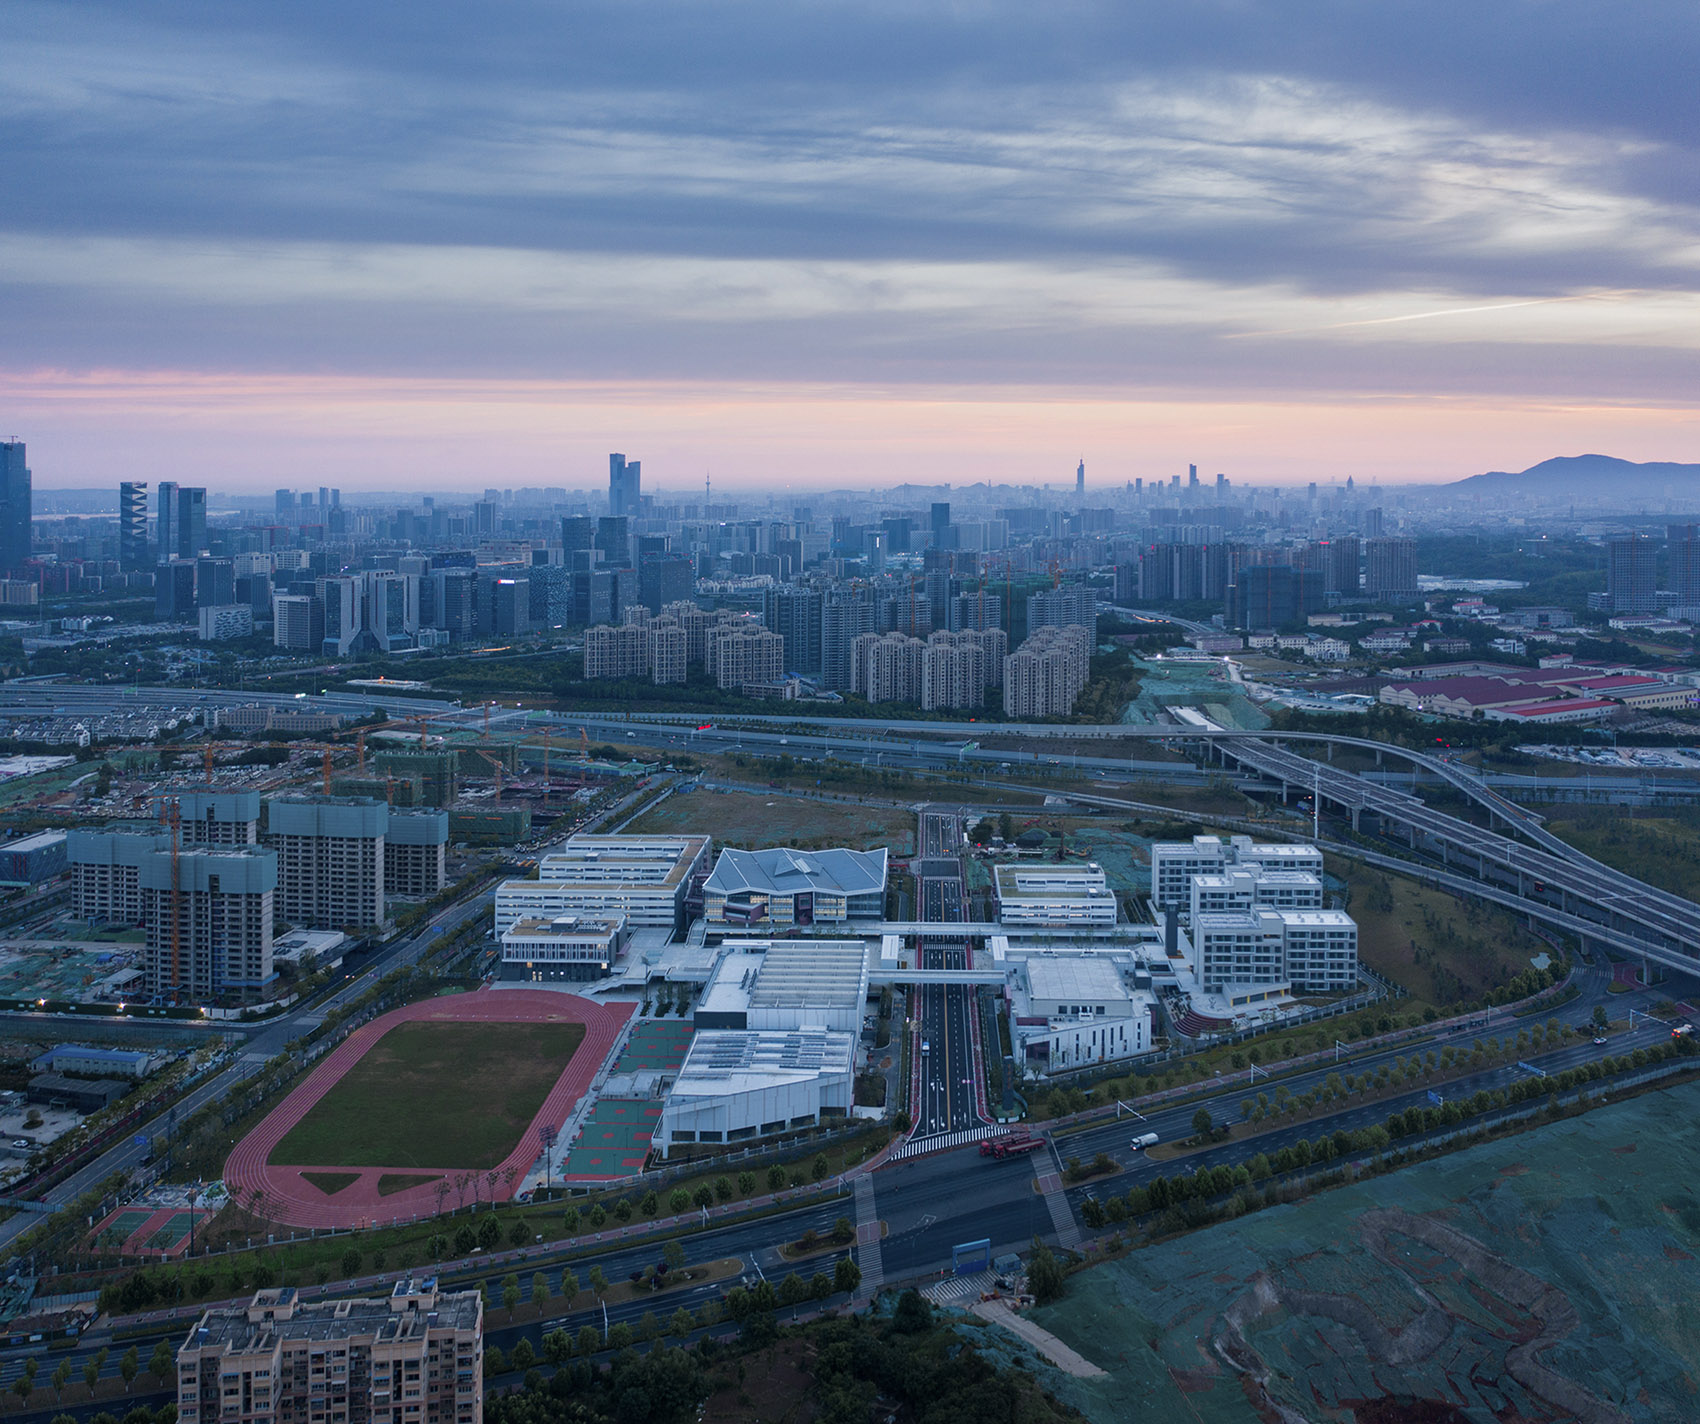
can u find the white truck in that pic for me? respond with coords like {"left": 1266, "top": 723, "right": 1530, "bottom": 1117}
{"left": 1130, "top": 1131, "right": 1159, "bottom": 1151}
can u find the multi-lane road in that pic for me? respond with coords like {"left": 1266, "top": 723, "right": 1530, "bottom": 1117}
{"left": 912, "top": 809, "right": 989, "bottom": 1139}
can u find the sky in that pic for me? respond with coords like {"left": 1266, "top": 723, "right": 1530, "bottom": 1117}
{"left": 3, "top": 1, "right": 1698, "bottom": 494}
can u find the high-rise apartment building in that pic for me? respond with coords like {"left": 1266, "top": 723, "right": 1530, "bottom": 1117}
{"left": 1670, "top": 524, "right": 1700, "bottom": 606}
{"left": 930, "top": 501, "right": 951, "bottom": 548}
{"left": 820, "top": 594, "right": 878, "bottom": 690}
{"left": 142, "top": 845, "right": 276, "bottom": 998}
{"left": 0, "top": 443, "right": 30, "bottom": 576}
{"left": 851, "top": 631, "right": 925, "bottom": 704}
{"left": 1362, "top": 537, "right": 1418, "bottom": 602}
{"left": 762, "top": 586, "right": 824, "bottom": 675}
{"left": 120, "top": 481, "right": 150, "bottom": 570}
{"left": 266, "top": 796, "right": 387, "bottom": 931}
{"left": 176, "top": 1284, "right": 483, "bottom": 1424}
{"left": 1025, "top": 583, "right": 1098, "bottom": 636}
{"left": 68, "top": 823, "right": 169, "bottom": 926}
{"left": 707, "top": 626, "right": 784, "bottom": 691}
{"left": 1608, "top": 536, "right": 1657, "bottom": 614}
{"left": 609, "top": 452, "right": 642, "bottom": 518}
{"left": 384, "top": 810, "right": 450, "bottom": 898}
{"left": 583, "top": 621, "right": 650, "bottom": 680}
{"left": 1003, "top": 624, "right": 1091, "bottom": 718}
{"left": 921, "top": 630, "right": 993, "bottom": 711}
{"left": 176, "top": 790, "right": 263, "bottom": 845}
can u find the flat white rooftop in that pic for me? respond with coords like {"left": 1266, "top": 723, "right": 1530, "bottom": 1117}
{"left": 670, "top": 1028, "right": 855, "bottom": 1096}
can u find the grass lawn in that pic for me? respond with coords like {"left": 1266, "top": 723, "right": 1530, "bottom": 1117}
{"left": 626, "top": 786, "right": 916, "bottom": 853}
{"left": 1342, "top": 861, "right": 1544, "bottom": 1007}
{"left": 1542, "top": 807, "right": 1700, "bottom": 902}
{"left": 271, "top": 1020, "right": 585, "bottom": 1170}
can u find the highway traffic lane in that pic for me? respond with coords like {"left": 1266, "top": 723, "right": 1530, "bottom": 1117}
{"left": 1055, "top": 1020, "right": 1678, "bottom": 1192}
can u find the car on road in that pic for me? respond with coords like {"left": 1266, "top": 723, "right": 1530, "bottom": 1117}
{"left": 1592, "top": 1035, "right": 1607, "bottom": 1046}
{"left": 10, "top": 1139, "right": 29, "bottom": 1150}
{"left": 921, "top": 1038, "right": 931, "bottom": 1053}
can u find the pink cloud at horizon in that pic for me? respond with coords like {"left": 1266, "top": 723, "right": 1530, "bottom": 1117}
{"left": 5, "top": 368, "right": 1697, "bottom": 495}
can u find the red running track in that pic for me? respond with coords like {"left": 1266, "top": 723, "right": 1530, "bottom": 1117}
{"left": 224, "top": 989, "right": 633, "bottom": 1230}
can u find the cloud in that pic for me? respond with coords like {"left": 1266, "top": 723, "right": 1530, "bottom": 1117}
{"left": 1, "top": 0, "right": 1697, "bottom": 484}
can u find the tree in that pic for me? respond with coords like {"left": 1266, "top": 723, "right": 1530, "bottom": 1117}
{"left": 501, "top": 1274, "right": 521, "bottom": 1311}
{"left": 83, "top": 1360, "right": 100, "bottom": 1391}
{"left": 341, "top": 1248, "right": 362, "bottom": 1278}
{"left": 1192, "top": 1107, "right": 1213, "bottom": 1140}
{"left": 613, "top": 1197, "right": 633, "bottom": 1223}
{"left": 484, "top": 1347, "right": 507, "bottom": 1377}
{"left": 53, "top": 1361, "right": 72, "bottom": 1400}
{"left": 1026, "top": 1243, "right": 1067, "bottom": 1305}
{"left": 561, "top": 1206, "right": 581, "bottom": 1233}
{"left": 542, "top": 1329, "right": 571, "bottom": 1364}
{"left": 892, "top": 1109, "right": 911, "bottom": 1133}
{"left": 588, "top": 1202, "right": 607, "bottom": 1229}
{"left": 833, "top": 1215, "right": 854, "bottom": 1244}
{"left": 588, "top": 1266, "right": 608, "bottom": 1297}
{"left": 638, "top": 1310, "right": 661, "bottom": 1341}
{"left": 736, "top": 1171, "right": 755, "bottom": 1196}
{"left": 669, "top": 1306, "right": 694, "bottom": 1338}
{"left": 148, "top": 1342, "right": 173, "bottom": 1381}
{"left": 891, "top": 1288, "right": 933, "bottom": 1333}
{"left": 640, "top": 1189, "right": 659, "bottom": 1217}
{"left": 692, "top": 1183, "right": 715, "bottom": 1209}
{"left": 508, "top": 1219, "right": 531, "bottom": 1248}
{"left": 607, "top": 1322, "right": 634, "bottom": 1351}
{"left": 530, "top": 1272, "right": 549, "bottom": 1306}
{"left": 453, "top": 1223, "right": 477, "bottom": 1255}
{"left": 477, "top": 1214, "right": 502, "bottom": 1249}
{"left": 509, "top": 1338, "right": 535, "bottom": 1371}
{"left": 1593, "top": 1004, "right": 1609, "bottom": 1029}
{"left": 668, "top": 1187, "right": 690, "bottom": 1213}
{"left": 714, "top": 1175, "right": 734, "bottom": 1202}
{"left": 811, "top": 1153, "right": 831, "bottom": 1182}
{"left": 576, "top": 1325, "right": 600, "bottom": 1359}
{"left": 834, "top": 1256, "right": 862, "bottom": 1295}
{"left": 120, "top": 1348, "right": 140, "bottom": 1392}
{"left": 560, "top": 1269, "right": 579, "bottom": 1300}
{"left": 766, "top": 1165, "right": 787, "bottom": 1192}
{"left": 778, "top": 1272, "right": 807, "bottom": 1307}
{"left": 664, "top": 1238, "right": 686, "bottom": 1272}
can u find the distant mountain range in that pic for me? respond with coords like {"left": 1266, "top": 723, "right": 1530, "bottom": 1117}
{"left": 1450, "top": 454, "right": 1700, "bottom": 499}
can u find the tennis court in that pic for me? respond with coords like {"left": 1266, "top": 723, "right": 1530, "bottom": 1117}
{"left": 145, "top": 1211, "right": 196, "bottom": 1250}
{"left": 614, "top": 1020, "right": 694, "bottom": 1072}
{"left": 561, "top": 1098, "right": 663, "bottom": 1180}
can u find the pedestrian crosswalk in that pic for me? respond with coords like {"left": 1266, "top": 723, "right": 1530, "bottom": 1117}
{"left": 853, "top": 1175, "right": 884, "bottom": 1299}
{"left": 923, "top": 1270, "right": 996, "bottom": 1306}
{"left": 1036, "top": 1168, "right": 1082, "bottom": 1251}
{"left": 891, "top": 1124, "right": 1003, "bottom": 1160}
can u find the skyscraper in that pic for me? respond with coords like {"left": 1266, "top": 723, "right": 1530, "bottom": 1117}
{"left": 177, "top": 486, "right": 207, "bottom": 558}
{"left": 609, "top": 452, "right": 642, "bottom": 518}
{"left": 119, "top": 481, "right": 149, "bottom": 570}
{"left": 930, "top": 501, "right": 951, "bottom": 548}
{"left": 1608, "top": 536, "right": 1657, "bottom": 615}
{"left": 0, "top": 443, "right": 31, "bottom": 575}
{"left": 1076, "top": 459, "right": 1085, "bottom": 499}
{"left": 156, "top": 483, "right": 206, "bottom": 562}
{"left": 1669, "top": 525, "right": 1700, "bottom": 606}
{"left": 1362, "top": 537, "right": 1418, "bottom": 602}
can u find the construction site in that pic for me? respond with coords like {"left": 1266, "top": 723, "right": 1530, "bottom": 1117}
{"left": 1025, "top": 1080, "right": 1700, "bottom": 1424}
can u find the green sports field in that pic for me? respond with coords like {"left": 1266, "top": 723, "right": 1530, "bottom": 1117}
{"left": 270, "top": 1020, "right": 584, "bottom": 1170}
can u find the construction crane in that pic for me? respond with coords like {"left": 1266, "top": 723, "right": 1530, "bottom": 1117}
{"left": 462, "top": 745, "right": 509, "bottom": 804}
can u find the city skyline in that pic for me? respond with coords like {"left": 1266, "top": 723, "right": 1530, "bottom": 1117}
{"left": 3, "top": 3, "right": 1698, "bottom": 490}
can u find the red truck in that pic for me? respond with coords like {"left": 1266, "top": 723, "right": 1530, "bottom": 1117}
{"left": 980, "top": 1132, "right": 1046, "bottom": 1159}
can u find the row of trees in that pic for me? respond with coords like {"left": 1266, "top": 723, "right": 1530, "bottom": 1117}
{"left": 1042, "top": 1033, "right": 1700, "bottom": 1290}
